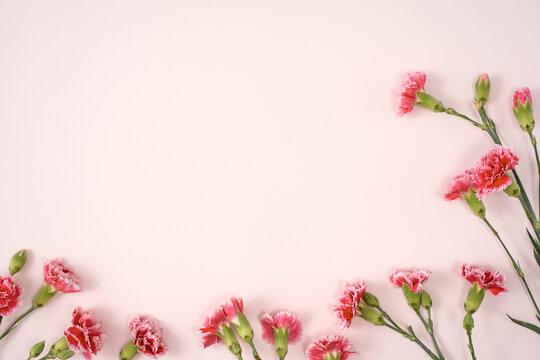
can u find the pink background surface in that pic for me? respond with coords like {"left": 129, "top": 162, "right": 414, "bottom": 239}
{"left": 1, "top": 0, "right": 540, "bottom": 358}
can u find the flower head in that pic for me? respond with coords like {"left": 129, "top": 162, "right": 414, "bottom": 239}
{"left": 128, "top": 315, "right": 167, "bottom": 358}
{"left": 474, "top": 146, "right": 519, "bottom": 199}
{"left": 43, "top": 259, "right": 81, "bottom": 293}
{"left": 260, "top": 311, "right": 302, "bottom": 344}
{"left": 444, "top": 169, "right": 477, "bottom": 201}
{"left": 200, "top": 307, "right": 229, "bottom": 348}
{"left": 513, "top": 87, "right": 532, "bottom": 110}
{"left": 64, "top": 307, "right": 104, "bottom": 360}
{"left": 221, "top": 297, "right": 243, "bottom": 322}
{"left": 306, "top": 335, "right": 355, "bottom": 360}
{"left": 397, "top": 72, "right": 426, "bottom": 116}
{"left": 0, "top": 276, "right": 22, "bottom": 316}
{"left": 389, "top": 268, "right": 430, "bottom": 293}
{"left": 334, "top": 281, "right": 366, "bottom": 329}
{"left": 460, "top": 264, "right": 506, "bottom": 296}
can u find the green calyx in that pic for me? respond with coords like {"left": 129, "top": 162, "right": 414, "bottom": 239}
{"left": 513, "top": 99, "right": 535, "bottom": 132}
{"left": 220, "top": 324, "right": 242, "bottom": 357}
{"left": 119, "top": 340, "right": 139, "bottom": 360}
{"left": 232, "top": 313, "right": 254, "bottom": 343}
{"left": 503, "top": 179, "right": 521, "bottom": 198}
{"left": 474, "top": 75, "right": 490, "bottom": 107}
{"left": 416, "top": 91, "right": 445, "bottom": 113}
{"left": 362, "top": 292, "right": 379, "bottom": 307}
{"left": 464, "top": 283, "right": 486, "bottom": 314}
{"left": 274, "top": 326, "right": 289, "bottom": 359}
{"left": 462, "top": 188, "right": 486, "bottom": 218}
{"left": 32, "top": 284, "right": 58, "bottom": 308}
{"left": 420, "top": 290, "right": 432, "bottom": 310}
{"left": 402, "top": 284, "right": 421, "bottom": 310}
{"left": 359, "top": 303, "right": 385, "bottom": 326}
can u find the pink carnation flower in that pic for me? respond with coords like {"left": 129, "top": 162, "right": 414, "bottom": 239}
{"left": 128, "top": 314, "right": 167, "bottom": 358}
{"left": 444, "top": 169, "right": 477, "bottom": 201}
{"left": 306, "top": 335, "right": 355, "bottom": 360}
{"left": 460, "top": 264, "right": 506, "bottom": 296}
{"left": 474, "top": 146, "right": 519, "bottom": 199}
{"left": 397, "top": 72, "right": 426, "bottom": 116}
{"left": 259, "top": 311, "right": 302, "bottom": 344}
{"left": 43, "top": 259, "right": 81, "bottom": 293}
{"left": 64, "top": 307, "right": 104, "bottom": 360}
{"left": 334, "top": 281, "right": 366, "bottom": 329}
{"left": 513, "top": 87, "right": 532, "bottom": 110}
{"left": 389, "top": 268, "right": 431, "bottom": 293}
{"left": 0, "top": 276, "right": 22, "bottom": 316}
{"left": 200, "top": 307, "right": 229, "bottom": 348}
{"left": 221, "top": 297, "right": 244, "bottom": 322}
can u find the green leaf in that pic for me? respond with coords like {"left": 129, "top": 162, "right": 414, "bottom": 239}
{"left": 507, "top": 314, "right": 540, "bottom": 335}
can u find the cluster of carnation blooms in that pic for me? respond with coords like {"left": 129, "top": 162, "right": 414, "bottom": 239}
{"left": 0, "top": 250, "right": 167, "bottom": 360}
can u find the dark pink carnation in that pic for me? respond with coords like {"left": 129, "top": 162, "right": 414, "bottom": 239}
{"left": 397, "top": 72, "right": 426, "bottom": 116}
{"left": 64, "top": 307, "right": 104, "bottom": 360}
{"left": 513, "top": 87, "right": 532, "bottom": 110}
{"left": 128, "top": 314, "right": 167, "bottom": 358}
{"left": 43, "top": 259, "right": 81, "bottom": 293}
{"left": 306, "top": 335, "right": 355, "bottom": 360}
{"left": 389, "top": 268, "right": 430, "bottom": 293}
{"left": 474, "top": 146, "right": 519, "bottom": 199}
{"left": 444, "top": 169, "right": 477, "bottom": 201}
{"left": 0, "top": 276, "right": 22, "bottom": 316}
{"left": 259, "top": 311, "right": 302, "bottom": 344}
{"left": 221, "top": 297, "right": 244, "bottom": 321}
{"left": 200, "top": 307, "right": 228, "bottom": 349}
{"left": 460, "top": 264, "right": 506, "bottom": 296}
{"left": 334, "top": 281, "right": 366, "bottom": 329}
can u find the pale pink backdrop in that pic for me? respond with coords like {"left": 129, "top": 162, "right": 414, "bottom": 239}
{"left": 1, "top": 0, "right": 540, "bottom": 359}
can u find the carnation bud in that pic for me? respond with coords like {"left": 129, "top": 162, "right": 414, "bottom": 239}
{"left": 9, "top": 249, "right": 27, "bottom": 276}
{"left": 274, "top": 326, "right": 289, "bottom": 360}
{"left": 57, "top": 350, "right": 75, "bottom": 359}
{"left": 232, "top": 312, "right": 254, "bottom": 343}
{"left": 363, "top": 292, "right": 379, "bottom": 307}
{"left": 221, "top": 324, "right": 242, "bottom": 357}
{"left": 464, "top": 283, "right": 486, "bottom": 314}
{"left": 462, "top": 189, "right": 486, "bottom": 218}
{"left": 359, "top": 305, "right": 385, "bottom": 326}
{"left": 402, "top": 284, "right": 421, "bottom": 309}
{"left": 463, "top": 312, "right": 475, "bottom": 331}
{"left": 416, "top": 92, "right": 445, "bottom": 113}
{"left": 28, "top": 340, "right": 46, "bottom": 358}
{"left": 474, "top": 74, "right": 490, "bottom": 107}
{"left": 32, "top": 284, "right": 58, "bottom": 308}
{"left": 503, "top": 179, "right": 521, "bottom": 198}
{"left": 119, "top": 340, "right": 139, "bottom": 360}
{"left": 420, "top": 291, "right": 432, "bottom": 310}
{"left": 513, "top": 88, "right": 535, "bottom": 133}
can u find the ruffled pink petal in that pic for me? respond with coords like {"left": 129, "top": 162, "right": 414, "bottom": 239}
{"left": 513, "top": 87, "right": 532, "bottom": 109}
{"left": 259, "top": 311, "right": 302, "bottom": 344}
{"left": 444, "top": 169, "right": 477, "bottom": 201}
{"left": 128, "top": 314, "right": 167, "bottom": 358}
{"left": 474, "top": 146, "right": 519, "bottom": 200}
{"left": 389, "top": 269, "right": 430, "bottom": 293}
{"left": 460, "top": 263, "right": 506, "bottom": 296}
{"left": 0, "top": 276, "right": 22, "bottom": 316}
{"left": 334, "top": 281, "right": 366, "bottom": 329}
{"left": 306, "top": 335, "right": 355, "bottom": 360}
{"left": 64, "top": 307, "right": 104, "bottom": 360}
{"left": 199, "top": 307, "right": 228, "bottom": 348}
{"left": 397, "top": 72, "right": 426, "bottom": 116}
{"left": 43, "top": 259, "right": 81, "bottom": 293}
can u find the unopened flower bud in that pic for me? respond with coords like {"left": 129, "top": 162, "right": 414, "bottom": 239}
{"left": 475, "top": 74, "right": 490, "bottom": 107}
{"left": 32, "top": 284, "right": 58, "bottom": 308}
{"left": 28, "top": 340, "right": 45, "bottom": 358}
{"left": 463, "top": 189, "right": 486, "bottom": 218}
{"left": 463, "top": 312, "right": 475, "bottom": 331}
{"left": 503, "top": 179, "right": 521, "bottom": 198}
{"left": 221, "top": 324, "right": 242, "bottom": 357}
{"left": 513, "top": 88, "right": 535, "bottom": 133}
{"left": 363, "top": 292, "right": 379, "bottom": 307}
{"left": 402, "top": 284, "right": 421, "bottom": 309}
{"left": 233, "top": 313, "right": 254, "bottom": 343}
{"left": 359, "top": 305, "right": 385, "bottom": 326}
{"left": 464, "top": 283, "right": 486, "bottom": 314}
{"left": 416, "top": 92, "right": 445, "bottom": 113}
{"left": 9, "top": 249, "right": 27, "bottom": 276}
{"left": 420, "top": 291, "right": 432, "bottom": 310}
{"left": 119, "top": 340, "right": 139, "bottom": 360}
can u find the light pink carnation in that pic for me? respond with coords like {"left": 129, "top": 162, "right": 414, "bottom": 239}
{"left": 513, "top": 87, "right": 532, "bottom": 110}
{"left": 444, "top": 169, "right": 477, "bottom": 201}
{"left": 259, "top": 311, "right": 302, "bottom": 344}
{"left": 306, "top": 335, "right": 355, "bottom": 360}
{"left": 64, "top": 307, "right": 104, "bottom": 360}
{"left": 389, "top": 268, "right": 431, "bottom": 293}
{"left": 128, "top": 314, "right": 167, "bottom": 358}
{"left": 460, "top": 264, "right": 506, "bottom": 296}
{"left": 43, "top": 259, "right": 81, "bottom": 293}
{"left": 200, "top": 307, "right": 229, "bottom": 349}
{"left": 474, "top": 146, "right": 519, "bottom": 199}
{"left": 334, "top": 281, "right": 366, "bottom": 329}
{"left": 0, "top": 276, "right": 22, "bottom": 316}
{"left": 397, "top": 72, "right": 426, "bottom": 116}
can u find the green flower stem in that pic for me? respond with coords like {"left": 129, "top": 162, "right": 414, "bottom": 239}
{"left": 414, "top": 309, "right": 445, "bottom": 360}
{"left": 444, "top": 108, "right": 486, "bottom": 130}
{"left": 528, "top": 132, "right": 540, "bottom": 213}
{"left": 377, "top": 306, "right": 440, "bottom": 360}
{"left": 482, "top": 217, "right": 540, "bottom": 318}
{"left": 466, "top": 329, "right": 477, "bottom": 360}
{"left": 0, "top": 306, "right": 36, "bottom": 341}
{"left": 237, "top": 355, "right": 244, "bottom": 360}
{"left": 248, "top": 341, "right": 262, "bottom": 360}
